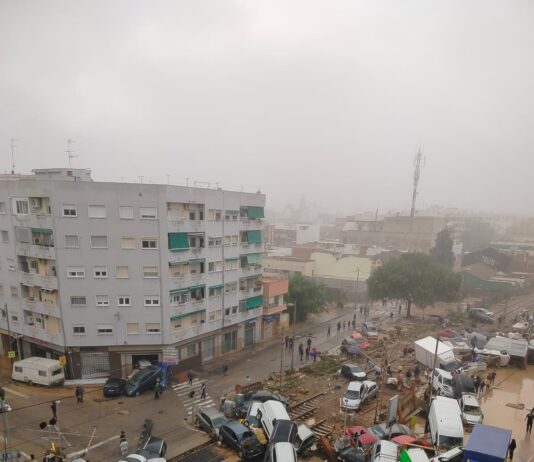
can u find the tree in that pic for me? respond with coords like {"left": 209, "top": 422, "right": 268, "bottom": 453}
{"left": 430, "top": 228, "right": 455, "bottom": 268}
{"left": 287, "top": 273, "right": 328, "bottom": 322}
{"left": 367, "top": 252, "right": 461, "bottom": 317}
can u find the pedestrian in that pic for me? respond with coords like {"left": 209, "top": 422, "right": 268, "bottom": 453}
{"left": 327, "top": 325, "right": 331, "bottom": 337}
{"left": 343, "top": 320, "right": 346, "bottom": 330}
{"left": 288, "top": 337, "right": 293, "bottom": 349}
{"left": 0, "top": 387, "right": 5, "bottom": 401}
{"left": 75, "top": 385, "right": 84, "bottom": 404}
{"left": 188, "top": 388, "right": 195, "bottom": 399}
{"left": 307, "top": 337, "right": 312, "bottom": 349}
{"left": 298, "top": 343, "right": 304, "bottom": 361}
{"left": 508, "top": 438, "right": 516, "bottom": 460}
{"left": 120, "top": 430, "right": 126, "bottom": 441}
{"left": 352, "top": 320, "right": 355, "bottom": 329}
{"left": 337, "top": 322, "right": 341, "bottom": 333}
{"left": 187, "top": 370, "right": 193, "bottom": 386}
{"left": 223, "top": 364, "right": 228, "bottom": 376}
{"left": 479, "top": 379, "right": 485, "bottom": 396}
{"left": 406, "top": 369, "right": 412, "bottom": 382}
{"left": 398, "top": 305, "right": 402, "bottom": 316}
{"left": 285, "top": 335, "right": 289, "bottom": 349}
{"left": 120, "top": 438, "right": 129, "bottom": 457}
{"left": 50, "top": 401, "right": 57, "bottom": 421}
{"left": 390, "top": 311, "right": 394, "bottom": 321}
{"left": 353, "top": 313, "right": 356, "bottom": 323}
{"left": 491, "top": 370, "right": 497, "bottom": 385}
{"left": 245, "top": 375, "right": 251, "bottom": 385}
{"left": 386, "top": 365, "right": 392, "bottom": 376}
{"left": 154, "top": 379, "right": 161, "bottom": 400}
{"left": 200, "top": 383, "right": 206, "bottom": 400}
{"left": 526, "top": 412, "right": 533, "bottom": 434}
{"left": 414, "top": 365, "right": 420, "bottom": 377}
{"left": 305, "top": 347, "right": 310, "bottom": 361}
{"left": 402, "top": 345, "right": 408, "bottom": 357}
{"left": 360, "top": 305, "right": 363, "bottom": 315}
{"left": 311, "top": 348, "right": 317, "bottom": 362}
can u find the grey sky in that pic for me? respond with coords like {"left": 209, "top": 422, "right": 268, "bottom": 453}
{"left": 1, "top": 1, "right": 533, "bottom": 215}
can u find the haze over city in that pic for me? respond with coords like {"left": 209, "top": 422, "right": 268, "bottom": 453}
{"left": 1, "top": 0, "right": 533, "bottom": 214}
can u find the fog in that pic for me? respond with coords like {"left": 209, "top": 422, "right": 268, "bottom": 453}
{"left": 1, "top": 0, "right": 533, "bottom": 215}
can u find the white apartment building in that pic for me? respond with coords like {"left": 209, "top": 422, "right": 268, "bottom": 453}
{"left": 0, "top": 169, "right": 265, "bottom": 378}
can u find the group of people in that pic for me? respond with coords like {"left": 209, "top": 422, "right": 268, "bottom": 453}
{"left": 473, "top": 371, "right": 496, "bottom": 397}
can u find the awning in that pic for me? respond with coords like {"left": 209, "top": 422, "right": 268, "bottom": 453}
{"left": 247, "top": 230, "right": 262, "bottom": 244}
{"left": 169, "top": 288, "right": 189, "bottom": 296}
{"left": 246, "top": 206, "right": 264, "bottom": 219}
{"left": 244, "top": 253, "right": 262, "bottom": 264}
{"left": 188, "top": 259, "right": 205, "bottom": 265}
{"left": 169, "top": 260, "right": 188, "bottom": 267}
{"left": 188, "top": 284, "right": 206, "bottom": 292}
{"left": 225, "top": 210, "right": 239, "bottom": 214}
{"left": 240, "top": 275, "right": 260, "bottom": 281}
{"left": 31, "top": 228, "right": 53, "bottom": 235}
{"left": 246, "top": 295, "right": 263, "bottom": 310}
{"left": 225, "top": 257, "right": 239, "bottom": 262}
{"left": 170, "top": 309, "right": 205, "bottom": 321}
{"left": 209, "top": 284, "right": 224, "bottom": 290}
{"left": 168, "top": 232, "right": 189, "bottom": 251}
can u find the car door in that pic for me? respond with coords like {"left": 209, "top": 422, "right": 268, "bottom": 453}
{"left": 361, "top": 384, "right": 368, "bottom": 403}
{"left": 369, "top": 384, "right": 378, "bottom": 399}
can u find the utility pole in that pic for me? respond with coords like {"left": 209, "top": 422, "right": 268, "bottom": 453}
{"left": 10, "top": 138, "right": 17, "bottom": 175}
{"left": 289, "top": 301, "right": 297, "bottom": 371}
{"left": 1, "top": 398, "right": 8, "bottom": 453}
{"left": 279, "top": 339, "right": 284, "bottom": 392}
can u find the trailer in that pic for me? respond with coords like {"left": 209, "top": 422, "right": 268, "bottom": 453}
{"left": 463, "top": 424, "right": 511, "bottom": 462}
{"left": 414, "top": 337, "right": 461, "bottom": 372}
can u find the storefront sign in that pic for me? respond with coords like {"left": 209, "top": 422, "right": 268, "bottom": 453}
{"left": 162, "top": 348, "right": 178, "bottom": 365}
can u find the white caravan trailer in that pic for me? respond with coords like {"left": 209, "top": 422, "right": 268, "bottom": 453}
{"left": 12, "top": 357, "right": 65, "bottom": 386}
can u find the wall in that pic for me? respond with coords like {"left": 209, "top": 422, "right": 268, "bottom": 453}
{"left": 311, "top": 252, "right": 371, "bottom": 281}
{"left": 262, "top": 257, "right": 315, "bottom": 276}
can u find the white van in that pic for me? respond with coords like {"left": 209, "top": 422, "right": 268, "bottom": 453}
{"left": 12, "top": 357, "right": 65, "bottom": 386}
{"left": 371, "top": 440, "right": 398, "bottom": 462}
{"left": 257, "top": 400, "right": 291, "bottom": 439}
{"left": 432, "top": 368, "right": 454, "bottom": 397}
{"left": 407, "top": 448, "right": 430, "bottom": 462}
{"left": 428, "top": 396, "right": 464, "bottom": 450}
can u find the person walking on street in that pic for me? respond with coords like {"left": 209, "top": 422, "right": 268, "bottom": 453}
{"left": 390, "top": 311, "right": 394, "bottom": 321}
{"left": 305, "top": 347, "right": 310, "bottom": 361}
{"left": 353, "top": 313, "right": 356, "bottom": 323}
{"left": 352, "top": 320, "right": 355, "bottom": 329}
{"left": 298, "top": 343, "right": 304, "bottom": 361}
{"left": 337, "top": 322, "right": 341, "bottom": 333}
{"left": 508, "top": 438, "right": 516, "bottom": 460}
{"left": 307, "top": 337, "right": 312, "bottom": 349}
{"left": 327, "top": 325, "right": 331, "bottom": 337}
{"left": 285, "top": 336, "right": 289, "bottom": 349}
{"left": 245, "top": 375, "right": 251, "bottom": 385}
{"left": 75, "top": 385, "right": 84, "bottom": 403}
{"left": 200, "top": 383, "right": 206, "bottom": 400}
{"left": 187, "top": 370, "right": 193, "bottom": 386}
{"left": 223, "top": 364, "right": 228, "bottom": 376}
{"left": 479, "top": 379, "right": 485, "bottom": 396}
{"left": 343, "top": 320, "right": 346, "bottom": 330}
{"left": 526, "top": 412, "right": 533, "bottom": 434}
{"left": 154, "top": 379, "right": 161, "bottom": 400}
{"left": 360, "top": 305, "right": 363, "bottom": 315}
{"left": 50, "top": 401, "right": 57, "bottom": 421}
{"left": 120, "top": 438, "right": 129, "bottom": 457}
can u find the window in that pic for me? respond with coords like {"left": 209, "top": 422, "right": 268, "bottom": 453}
{"left": 141, "top": 238, "right": 158, "bottom": 249}
{"left": 187, "top": 343, "right": 196, "bottom": 356}
{"left": 127, "top": 323, "right": 139, "bottom": 335}
{"left": 225, "top": 210, "right": 239, "bottom": 221}
{"left": 170, "top": 292, "right": 189, "bottom": 305}
{"left": 121, "top": 237, "right": 135, "bottom": 249}
{"left": 224, "top": 235, "right": 231, "bottom": 246}
{"left": 10, "top": 286, "right": 18, "bottom": 297}
{"left": 143, "top": 266, "right": 159, "bottom": 278}
{"left": 118, "top": 296, "right": 131, "bottom": 306}
{"left": 90, "top": 235, "right": 108, "bottom": 248}
{"left": 232, "top": 305, "right": 238, "bottom": 314}
{"left": 95, "top": 295, "right": 109, "bottom": 306}
{"left": 67, "top": 266, "right": 85, "bottom": 278}
{"left": 116, "top": 266, "right": 129, "bottom": 279}
{"left": 208, "top": 209, "right": 222, "bottom": 221}
{"left": 8, "top": 258, "right": 16, "bottom": 272}
{"left": 224, "top": 307, "right": 231, "bottom": 316}
{"left": 0, "top": 202, "right": 5, "bottom": 214}
{"left": 14, "top": 366, "right": 22, "bottom": 373}
{"left": 93, "top": 266, "right": 108, "bottom": 278}
{"left": 62, "top": 204, "right": 77, "bottom": 217}
{"left": 144, "top": 295, "right": 160, "bottom": 306}
{"left": 145, "top": 323, "right": 161, "bottom": 334}
{"left": 225, "top": 282, "right": 237, "bottom": 294}
{"left": 70, "top": 296, "right": 87, "bottom": 307}
{"left": 140, "top": 207, "right": 157, "bottom": 219}
{"left": 208, "top": 237, "right": 222, "bottom": 247}
{"left": 97, "top": 324, "right": 113, "bottom": 335}
{"left": 13, "top": 198, "right": 29, "bottom": 215}
{"left": 0, "top": 285, "right": 3, "bottom": 295}
{"left": 209, "top": 287, "right": 223, "bottom": 298}
{"left": 88, "top": 205, "right": 106, "bottom": 218}
{"left": 231, "top": 235, "right": 239, "bottom": 245}
{"left": 119, "top": 206, "right": 134, "bottom": 219}
{"left": 64, "top": 235, "right": 79, "bottom": 248}
{"left": 0, "top": 230, "right": 8, "bottom": 243}
{"left": 225, "top": 259, "right": 239, "bottom": 271}
{"left": 208, "top": 261, "right": 222, "bottom": 273}
{"left": 11, "top": 314, "right": 19, "bottom": 323}
{"left": 73, "top": 325, "right": 86, "bottom": 335}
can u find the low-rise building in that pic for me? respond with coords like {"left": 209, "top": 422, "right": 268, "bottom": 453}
{"left": 261, "top": 273, "right": 289, "bottom": 340}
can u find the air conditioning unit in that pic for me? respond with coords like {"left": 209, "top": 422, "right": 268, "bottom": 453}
{"left": 31, "top": 198, "right": 42, "bottom": 208}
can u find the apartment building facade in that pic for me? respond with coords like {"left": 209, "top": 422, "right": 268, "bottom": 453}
{"left": 0, "top": 169, "right": 265, "bottom": 378}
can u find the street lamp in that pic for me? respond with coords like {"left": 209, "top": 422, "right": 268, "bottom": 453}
{"left": 287, "top": 301, "right": 296, "bottom": 371}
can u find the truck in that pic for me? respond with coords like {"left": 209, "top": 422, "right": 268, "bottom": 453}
{"left": 414, "top": 336, "right": 461, "bottom": 372}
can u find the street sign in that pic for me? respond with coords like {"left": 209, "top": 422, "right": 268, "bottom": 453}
{"left": 7, "top": 351, "right": 16, "bottom": 359}
{"left": 161, "top": 348, "right": 178, "bottom": 365}
{"left": 59, "top": 355, "right": 67, "bottom": 366}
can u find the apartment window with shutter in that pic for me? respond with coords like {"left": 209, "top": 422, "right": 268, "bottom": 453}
{"left": 10, "top": 286, "right": 18, "bottom": 297}
{"left": 65, "top": 235, "right": 79, "bottom": 248}
{"left": 97, "top": 324, "right": 113, "bottom": 335}
{"left": 119, "top": 206, "right": 134, "bottom": 219}
{"left": 0, "top": 202, "right": 6, "bottom": 214}
{"left": 73, "top": 325, "right": 86, "bottom": 335}
{"left": 145, "top": 323, "right": 161, "bottom": 334}
{"left": 116, "top": 266, "right": 129, "bottom": 279}
{"left": 140, "top": 207, "right": 157, "bottom": 219}
{"left": 144, "top": 295, "right": 160, "bottom": 306}
{"left": 121, "top": 237, "right": 135, "bottom": 249}
{"left": 88, "top": 205, "right": 106, "bottom": 218}
{"left": 67, "top": 266, "right": 85, "bottom": 278}
{"left": 95, "top": 295, "right": 109, "bottom": 306}
{"left": 143, "top": 266, "right": 159, "bottom": 278}
{"left": 141, "top": 238, "right": 158, "bottom": 249}
{"left": 208, "top": 261, "right": 222, "bottom": 273}
{"left": 1, "top": 231, "right": 8, "bottom": 243}
{"left": 208, "top": 237, "right": 222, "bottom": 247}
{"left": 117, "top": 296, "right": 131, "bottom": 306}
{"left": 62, "top": 204, "right": 77, "bottom": 217}
{"left": 70, "top": 296, "right": 87, "bottom": 307}
{"left": 93, "top": 266, "right": 108, "bottom": 278}
{"left": 90, "top": 235, "right": 108, "bottom": 248}
{"left": 13, "top": 199, "right": 29, "bottom": 215}
{"left": 127, "top": 323, "right": 139, "bottom": 335}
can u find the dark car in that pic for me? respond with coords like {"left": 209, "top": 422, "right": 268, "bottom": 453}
{"left": 270, "top": 419, "right": 298, "bottom": 444}
{"left": 138, "top": 436, "right": 167, "bottom": 458}
{"left": 237, "top": 390, "right": 288, "bottom": 417}
{"left": 340, "top": 364, "right": 367, "bottom": 381}
{"left": 341, "top": 338, "right": 364, "bottom": 357}
{"left": 103, "top": 377, "right": 127, "bottom": 397}
{"left": 194, "top": 406, "right": 228, "bottom": 439}
{"left": 124, "top": 365, "right": 163, "bottom": 397}
{"left": 452, "top": 373, "right": 475, "bottom": 399}
{"left": 218, "top": 420, "right": 264, "bottom": 460}
{"left": 468, "top": 307, "right": 495, "bottom": 323}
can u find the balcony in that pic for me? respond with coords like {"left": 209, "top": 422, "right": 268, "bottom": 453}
{"left": 16, "top": 243, "right": 56, "bottom": 260}
{"left": 23, "top": 298, "right": 61, "bottom": 318}
{"left": 171, "top": 320, "right": 220, "bottom": 343}
{"left": 13, "top": 213, "right": 54, "bottom": 229}
{"left": 22, "top": 325, "right": 64, "bottom": 347}
{"left": 19, "top": 271, "right": 58, "bottom": 290}
{"left": 263, "top": 303, "right": 287, "bottom": 316}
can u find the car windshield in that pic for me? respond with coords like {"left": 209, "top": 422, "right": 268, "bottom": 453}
{"left": 345, "top": 390, "right": 360, "bottom": 399}
{"left": 442, "top": 376, "right": 453, "bottom": 386}
{"left": 129, "top": 369, "right": 150, "bottom": 384}
{"left": 464, "top": 405, "right": 481, "bottom": 415}
{"left": 350, "top": 366, "right": 363, "bottom": 373}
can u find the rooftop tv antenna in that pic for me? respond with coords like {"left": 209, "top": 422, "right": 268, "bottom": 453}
{"left": 10, "top": 138, "right": 17, "bottom": 174}
{"left": 410, "top": 145, "right": 425, "bottom": 231}
{"left": 65, "top": 139, "right": 77, "bottom": 168}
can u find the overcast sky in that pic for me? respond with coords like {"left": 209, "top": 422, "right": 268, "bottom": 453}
{"left": 1, "top": 1, "right": 533, "bottom": 215}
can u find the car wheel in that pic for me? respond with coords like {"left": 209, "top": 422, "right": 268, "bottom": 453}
{"left": 256, "top": 410, "right": 262, "bottom": 420}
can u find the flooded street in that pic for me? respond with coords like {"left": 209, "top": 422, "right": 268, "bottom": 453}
{"left": 477, "top": 366, "right": 534, "bottom": 462}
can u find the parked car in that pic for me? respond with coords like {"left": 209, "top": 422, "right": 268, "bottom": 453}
{"left": 194, "top": 406, "right": 228, "bottom": 440}
{"left": 270, "top": 419, "right": 298, "bottom": 444}
{"left": 340, "top": 364, "right": 367, "bottom": 381}
{"left": 244, "top": 401, "right": 262, "bottom": 428}
{"left": 362, "top": 322, "right": 379, "bottom": 339}
{"left": 138, "top": 436, "right": 167, "bottom": 459}
{"left": 341, "top": 338, "right": 364, "bottom": 357}
{"left": 237, "top": 390, "right": 288, "bottom": 417}
{"left": 257, "top": 400, "right": 291, "bottom": 439}
{"left": 432, "top": 368, "right": 455, "bottom": 398}
{"left": 218, "top": 421, "right": 264, "bottom": 460}
{"left": 438, "top": 329, "right": 463, "bottom": 340}
{"left": 124, "top": 365, "right": 163, "bottom": 397}
{"left": 340, "top": 380, "right": 379, "bottom": 411}
{"left": 367, "top": 423, "right": 412, "bottom": 439}
{"left": 428, "top": 446, "right": 464, "bottom": 462}
{"left": 295, "top": 424, "right": 316, "bottom": 455}
{"left": 264, "top": 442, "right": 297, "bottom": 462}
{"left": 468, "top": 308, "right": 495, "bottom": 323}
{"left": 118, "top": 456, "right": 165, "bottom": 462}
{"left": 103, "top": 377, "right": 127, "bottom": 397}
{"left": 351, "top": 333, "right": 370, "bottom": 348}
{"left": 344, "top": 426, "right": 378, "bottom": 449}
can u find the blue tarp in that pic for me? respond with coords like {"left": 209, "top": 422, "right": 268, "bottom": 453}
{"left": 464, "top": 424, "right": 511, "bottom": 462}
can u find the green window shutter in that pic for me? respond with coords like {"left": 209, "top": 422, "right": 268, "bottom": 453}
{"left": 209, "top": 284, "right": 224, "bottom": 290}
{"left": 168, "top": 232, "right": 189, "bottom": 251}
{"left": 170, "top": 309, "right": 205, "bottom": 321}
{"left": 188, "top": 284, "right": 206, "bottom": 292}
{"left": 188, "top": 259, "right": 205, "bottom": 264}
{"left": 247, "top": 230, "right": 262, "bottom": 244}
{"left": 246, "top": 295, "right": 263, "bottom": 310}
{"left": 31, "top": 228, "right": 53, "bottom": 235}
{"left": 247, "top": 206, "right": 264, "bottom": 219}
{"left": 246, "top": 253, "right": 262, "bottom": 264}
{"left": 169, "top": 288, "right": 189, "bottom": 296}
